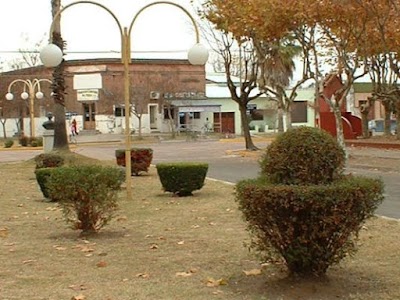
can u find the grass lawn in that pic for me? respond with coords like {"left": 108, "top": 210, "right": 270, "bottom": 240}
{"left": 1, "top": 156, "right": 400, "bottom": 300}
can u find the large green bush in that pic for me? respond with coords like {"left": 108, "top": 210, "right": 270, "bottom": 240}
{"left": 156, "top": 162, "right": 208, "bottom": 197}
{"left": 47, "top": 165, "right": 124, "bottom": 234}
{"left": 260, "top": 126, "right": 345, "bottom": 185}
{"left": 236, "top": 126, "right": 384, "bottom": 276}
{"left": 236, "top": 175, "right": 384, "bottom": 276}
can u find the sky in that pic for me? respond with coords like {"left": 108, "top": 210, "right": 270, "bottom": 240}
{"left": 0, "top": 0, "right": 205, "bottom": 66}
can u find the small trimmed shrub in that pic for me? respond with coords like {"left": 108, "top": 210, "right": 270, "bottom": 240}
{"left": 156, "top": 162, "right": 208, "bottom": 197}
{"left": 29, "top": 137, "right": 43, "bottom": 147}
{"left": 115, "top": 148, "right": 153, "bottom": 176}
{"left": 4, "top": 139, "right": 14, "bottom": 148}
{"left": 236, "top": 175, "right": 384, "bottom": 276}
{"left": 47, "top": 165, "right": 124, "bottom": 234}
{"left": 35, "top": 168, "right": 58, "bottom": 200}
{"left": 34, "top": 153, "right": 65, "bottom": 169}
{"left": 19, "top": 135, "right": 28, "bottom": 147}
{"left": 260, "top": 126, "right": 345, "bottom": 185}
{"left": 236, "top": 126, "right": 384, "bottom": 277}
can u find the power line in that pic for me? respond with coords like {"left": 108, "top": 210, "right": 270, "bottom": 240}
{"left": 0, "top": 49, "right": 190, "bottom": 54}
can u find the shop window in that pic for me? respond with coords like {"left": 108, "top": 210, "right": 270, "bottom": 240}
{"left": 194, "top": 112, "right": 200, "bottom": 119}
{"left": 114, "top": 106, "right": 125, "bottom": 117}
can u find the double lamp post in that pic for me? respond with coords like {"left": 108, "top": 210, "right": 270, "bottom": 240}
{"left": 39, "top": 1, "right": 209, "bottom": 199}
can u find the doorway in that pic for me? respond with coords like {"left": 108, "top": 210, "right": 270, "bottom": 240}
{"left": 214, "top": 112, "right": 235, "bottom": 133}
{"left": 149, "top": 104, "right": 158, "bottom": 130}
{"left": 83, "top": 103, "right": 96, "bottom": 130}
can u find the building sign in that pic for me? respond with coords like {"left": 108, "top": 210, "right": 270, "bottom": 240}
{"left": 178, "top": 105, "right": 221, "bottom": 113}
{"left": 163, "top": 91, "right": 206, "bottom": 99}
{"left": 77, "top": 89, "right": 99, "bottom": 101}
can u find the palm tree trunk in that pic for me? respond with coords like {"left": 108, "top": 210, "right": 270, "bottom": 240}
{"left": 51, "top": 0, "right": 69, "bottom": 150}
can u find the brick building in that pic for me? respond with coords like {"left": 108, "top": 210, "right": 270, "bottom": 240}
{"left": 0, "top": 58, "right": 207, "bottom": 138}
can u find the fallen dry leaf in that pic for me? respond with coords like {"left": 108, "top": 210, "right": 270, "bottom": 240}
{"left": 205, "top": 278, "right": 228, "bottom": 287}
{"left": 212, "top": 290, "right": 224, "bottom": 295}
{"left": 54, "top": 245, "right": 67, "bottom": 251}
{"left": 0, "top": 227, "right": 9, "bottom": 238}
{"left": 68, "top": 284, "right": 87, "bottom": 291}
{"left": 150, "top": 244, "right": 159, "bottom": 249}
{"left": 243, "top": 269, "right": 263, "bottom": 276}
{"left": 177, "top": 241, "right": 185, "bottom": 245}
{"left": 136, "top": 273, "right": 150, "bottom": 279}
{"left": 73, "top": 245, "right": 95, "bottom": 253}
{"left": 175, "top": 271, "right": 192, "bottom": 277}
{"left": 22, "top": 259, "right": 36, "bottom": 264}
{"left": 71, "top": 294, "right": 86, "bottom": 300}
{"left": 96, "top": 261, "right": 107, "bottom": 268}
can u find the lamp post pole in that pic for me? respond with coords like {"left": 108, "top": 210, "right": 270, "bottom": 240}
{"left": 5, "top": 78, "right": 52, "bottom": 138}
{"left": 40, "top": 1, "right": 209, "bottom": 200}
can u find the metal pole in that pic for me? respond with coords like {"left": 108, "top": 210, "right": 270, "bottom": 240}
{"left": 123, "top": 27, "right": 132, "bottom": 200}
{"left": 29, "top": 85, "right": 35, "bottom": 138}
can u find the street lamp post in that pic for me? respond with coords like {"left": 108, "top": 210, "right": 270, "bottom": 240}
{"left": 40, "top": 1, "right": 209, "bottom": 200}
{"left": 5, "top": 78, "right": 52, "bottom": 138}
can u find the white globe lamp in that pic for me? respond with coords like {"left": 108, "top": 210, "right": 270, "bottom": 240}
{"left": 36, "top": 91, "right": 44, "bottom": 99}
{"left": 188, "top": 43, "right": 209, "bottom": 65}
{"left": 5, "top": 93, "right": 14, "bottom": 101}
{"left": 21, "top": 92, "right": 29, "bottom": 100}
{"left": 40, "top": 44, "right": 63, "bottom": 67}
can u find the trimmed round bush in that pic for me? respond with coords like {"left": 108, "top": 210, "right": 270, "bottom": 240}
{"left": 4, "top": 139, "right": 14, "bottom": 148}
{"left": 236, "top": 175, "right": 384, "bottom": 276}
{"left": 115, "top": 148, "right": 153, "bottom": 176}
{"left": 47, "top": 165, "right": 124, "bottom": 234}
{"left": 260, "top": 126, "right": 345, "bottom": 185}
{"left": 156, "top": 162, "right": 208, "bottom": 196}
{"left": 236, "top": 126, "right": 384, "bottom": 277}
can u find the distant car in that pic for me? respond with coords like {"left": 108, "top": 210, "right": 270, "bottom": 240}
{"left": 368, "top": 119, "right": 397, "bottom": 135}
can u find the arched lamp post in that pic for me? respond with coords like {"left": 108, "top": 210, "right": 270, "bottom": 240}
{"left": 40, "top": 1, "right": 209, "bottom": 200}
{"left": 5, "top": 78, "right": 52, "bottom": 138}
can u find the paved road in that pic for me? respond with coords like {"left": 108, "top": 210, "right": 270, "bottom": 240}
{"left": 1, "top": 139, "right": 399, "bottom": 219}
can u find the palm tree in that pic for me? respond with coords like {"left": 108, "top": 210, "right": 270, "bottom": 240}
{"left": 257, "top": 38, "right": 302, "bottom": 132}
{"left": 50, "top": 0, "right": 69, "bottom": 150}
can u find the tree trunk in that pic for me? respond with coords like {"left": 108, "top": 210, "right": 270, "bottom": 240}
{"left": 333, "top": 106, "right": 347, "bottom": 158}
{"left": 384, "top": 108, "right": 392, "bottom": 137}
{"left": 0, "top": 120, "right": 7, "bottom": 139}
{"left": 361, "top": 111, "right": 370, "bottom": 138}
{"left": 396, "top": 101, "right": 400, "bottom": 140}
{"left": 277, "top": 106, "right": 284, "bottom": 133}
{"left": 138, "top": 116, "right": 143, "bottom": 139}
{"left": 51, "top": 0, "right": 69, "bottom": 151}
{"left": 239, "top": 103, "right": 258, "bottom": 150}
